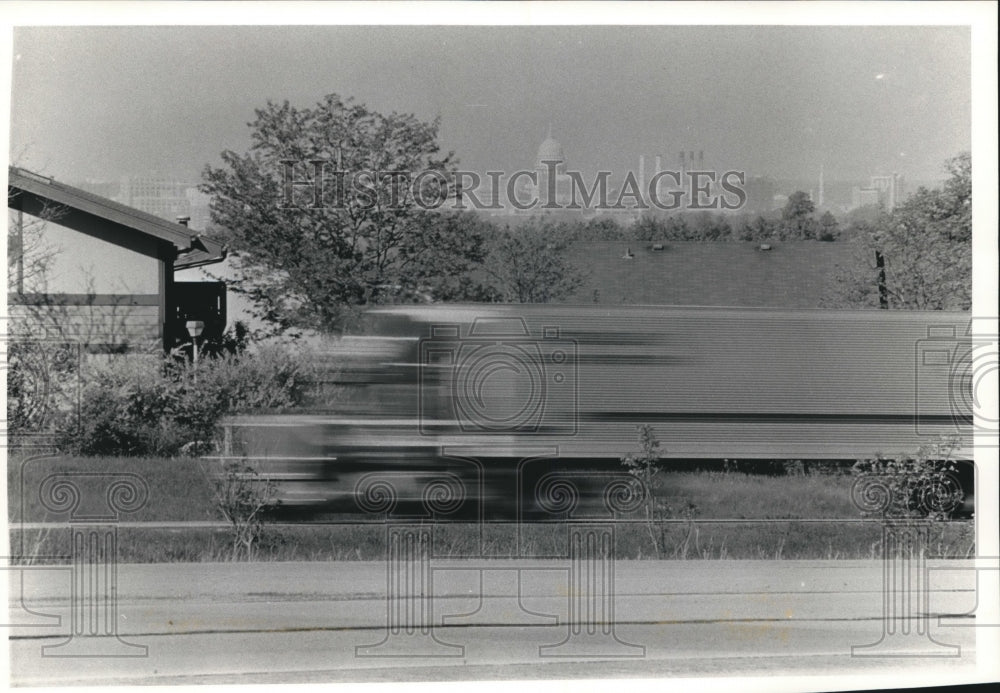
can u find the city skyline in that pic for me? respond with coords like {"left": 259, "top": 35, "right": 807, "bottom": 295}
{"left": 9, "top": 25, "right": 972, "bottom": 189}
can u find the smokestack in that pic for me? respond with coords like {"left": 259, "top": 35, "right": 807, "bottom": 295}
{"left": 639, "top": 155, "right": 646, "bottom": 194}
{"left": 680, "top": 151, "right": 686, "bottom": 174}
{"left": 818, "top": 164, "right": 825, "bottom": 208}
{"left": 689, "top": 151, "right": 695, "bottom": 167}
{"left": 655, "top": 155, "right": 662, "bottom": 173}
{"left": 699, "top": 150, "right": 704, "bottom": 168}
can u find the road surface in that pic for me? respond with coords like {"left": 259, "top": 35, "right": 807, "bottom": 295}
{"left": 5, "top": 559, "right": 990, "bottom": 686}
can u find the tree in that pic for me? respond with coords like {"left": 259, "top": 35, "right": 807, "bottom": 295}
{"left": 202, "top": 94, "right": 489, "bottom": 334}
{"left": 817, "top": 211, "right": 840, "bottom": 241}
{"left": 481, "top": 218, "right": 581, "bottom": 303}
{"left": 829, "top": 153, "right": 971, "bottom": 310}
{"left": 782, "top": 190, "right": 815, "bottom": 220}
{"left": 780, "top": 191, "right": 818, "bottom": 239}
{"left": 738, "top": 214, "right": 778, "bottom": 242}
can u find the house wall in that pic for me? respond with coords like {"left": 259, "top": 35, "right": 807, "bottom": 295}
{"left": 15, "top": 220, "right": 159, "bottom": 294}
{"left": 8, "top": 219, "right": 164, "bottom": 348}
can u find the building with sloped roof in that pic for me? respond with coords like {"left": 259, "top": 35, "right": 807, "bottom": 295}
{"left": 7, "top": 166, "right": 227, "bottom": 351}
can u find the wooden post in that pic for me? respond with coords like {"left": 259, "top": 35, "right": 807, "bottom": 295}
{"left": 16, "top": 208, "right": 24, "bottom": 294}
{"left": 875, "top": 250, "right": 888, "bottom": 309}
{"left": 158, "top": 250, "right": 176, "bottom": 352}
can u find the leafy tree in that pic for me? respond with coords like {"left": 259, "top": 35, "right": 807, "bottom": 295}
{"left": 738, "top": 214, "right": 778, "bottom": 242}
{"left": 830, "top": 153, "right": 971, "bottom": 310}
{"left": 631, "top": 214, "right": 664, "bottom": 242}
{"left": 481, "top": 219, "right": 581, "bottom": 303}
{"left": 202, "top": 93, "right": 489, "bottom": 334}
{"left": 577, "top": 217, "right": 625, "bottom": 241}
{"left": 688, "top": 211, "right": 733, "bottom": 241}
{"left": 817, "top": 211, "right": 840, "bottom": 241}
{"left": 782, "top": 190, "right": 815, "bottom": 220}
{"left": 780, "top": 191, "right": 818, "bottom": 239}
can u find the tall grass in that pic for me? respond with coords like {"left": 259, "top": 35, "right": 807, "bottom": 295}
{"left": 11, "top": 520, "right": 975, "bottom": 564}
{"left": 7, "top": 456, "right": 975, "bottom": 562}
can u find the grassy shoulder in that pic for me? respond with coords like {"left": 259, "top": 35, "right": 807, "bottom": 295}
{"left": 7, "top": 454, "right": 975, "bottom": 562}
{"left": 12, "top": 521, "right": 975, "bottom": 563}
{"left": 9, "top": 455, "right": 859, "bottom": 523}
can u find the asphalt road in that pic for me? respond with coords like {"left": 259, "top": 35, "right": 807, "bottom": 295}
{"left": 5, "top": 559, "right": 989, "bottom": 686}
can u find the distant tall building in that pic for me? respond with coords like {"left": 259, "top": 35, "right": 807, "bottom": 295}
{"left": 185, "top": 187, "right": 212, "bottom": 230}
{"left": 116, "top": 176, "right": 192, "bottom": 221}
{"left": 850, "top": 172, "right": 905, "bottom": 212}
{"left": 514, "top": 128, "right": 577, "bottom": 212}
{"left": 868, "top": 173, "right": 905, "bottom": 212}
{"left": 73, "top": 175, "right": 211, "bottom": 229}
{"left": 851, "top": 186, "right": 881, "bottom": 210}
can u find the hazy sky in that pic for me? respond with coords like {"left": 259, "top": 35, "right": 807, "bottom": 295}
{"left": 10, "top": 25, "right": 971, "bottom": 185}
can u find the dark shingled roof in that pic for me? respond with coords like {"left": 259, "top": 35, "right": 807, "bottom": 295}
{"left": 8, "top": 166, "right": 226, "bottom": 270}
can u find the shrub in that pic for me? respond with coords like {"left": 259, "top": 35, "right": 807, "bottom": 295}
{"left": 192, "top": 345, "right": 315, "bottom": 412}
{"left": 207, "top": 460, "right": 279, "bottom": 561}
{"left": 5, "top": 340, "right": 82, "bottom": 441}
{"left": 851, "top": 437, "right": 965, "bottom": 520}
{"left": 55, "top": 346, "right": 315, "bottom": 456}
{"left": 56, "top": 357, "right": 217, "bottom": 456}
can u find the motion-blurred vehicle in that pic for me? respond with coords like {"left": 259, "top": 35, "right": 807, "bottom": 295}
{"left": 222, "top": 305, "right": 978, "bottom": 520}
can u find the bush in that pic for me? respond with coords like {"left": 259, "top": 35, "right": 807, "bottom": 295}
{"left": 851, "top": 437, "right": 965, "bottom": 520}
{"left": 55, "top": 346, "right": 315, "bottom": 456}
{"left": 5, "top": 341, "right": 82, "bottom": 441}
{"left": 192, "top": 345, "right": 315, "bottom": 412}
{"left": 55, "top": 357, "right": 217, "bottom": 456}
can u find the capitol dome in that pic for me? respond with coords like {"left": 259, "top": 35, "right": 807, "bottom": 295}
{"left": 536, "top": 134, "right": 565, "bottom": 167}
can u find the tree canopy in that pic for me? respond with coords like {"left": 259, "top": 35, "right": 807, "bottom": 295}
{"left": 202, "top": 94, "right": 489, "bottom": 334}
{"left": 830, "top": 152, "right": 971, "bottom": 310}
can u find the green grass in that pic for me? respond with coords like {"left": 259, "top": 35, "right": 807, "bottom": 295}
{"left": 11, "top": 521, "right": 975, "bottom": 563}
{"left": 659, "top": 471, "right": 857, "bottom": 519}
{"left": 564, "top": 240, "right": 851, "bottom": 307}
{"left": 7, "top": 454, "right": 975, "bottom": 562}
{"left": 10, "top": 456, "right": 859, "bottom": 523}
{"left": 7, "top": 454, "right": 217, "bottom": 523}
